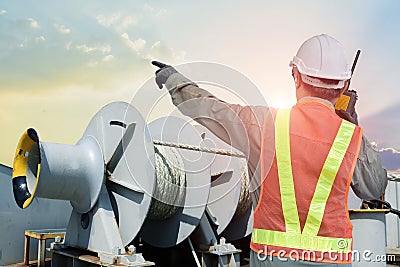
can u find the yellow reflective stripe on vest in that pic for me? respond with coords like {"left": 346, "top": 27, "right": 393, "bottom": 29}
{"left": 275, "top": 108, "right": 301, "bottom": 234}
{"left": 302, "top": 119, "right": 356, "bottom": 236}
{"left": 252, "top": 228, "right": 352, "bottom": 253}
{"left": 252, "top": 109, "right": 356, "bottom": 253}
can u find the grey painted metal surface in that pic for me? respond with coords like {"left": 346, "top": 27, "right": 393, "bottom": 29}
{"left": 195, "top": 124, "right": 253, "bottom": 241}
{"left": 195, "top": 125, "right": 244, "bottom": 235}
{"left": 12, "top": 101, "right": 155, "bottom": 260}
{"left": 140, "top": 116, "right": 211, "bottom": 248}
{"left": 385, "top": 180, "right": 400, "bottom": 248}
{"left": 194, "top": 125, "right": 253, "bottom": 241}
{"left": 26, "top": 136, "right": 104, "bottom": 213}
{"left": 359, "top": 176, "right": 400, "bottom": 250}
{"left": 65, "top": 185, "right": 126, "bottom": 253}
{"left": 220, "top": 205, "right": 253, "bottom": 241}
{"left": 350, "top": 210, "right": 387, "bottom": 267}
{"left": 0, "top": 164, "right": 71, "bottom": 265}
{"left": 83, "top": 101, "right": 155, "bottom": 246}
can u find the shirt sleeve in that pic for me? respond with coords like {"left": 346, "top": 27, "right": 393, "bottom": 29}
{"left": 351, "top": 135, "right": 388, "bottom": 200}
{"left": 165, "top": 73, "right": 272, "bottom": 194}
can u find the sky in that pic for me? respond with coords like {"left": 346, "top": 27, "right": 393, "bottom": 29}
{"left": 0, "top": 0, "right": 399, "bottom": 170}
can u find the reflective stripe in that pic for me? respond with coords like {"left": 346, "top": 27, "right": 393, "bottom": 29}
{"left": 252, "top": 109, "right": 356, "bottom": 253}
{"left": 275, "top": 109, "right": 300, "bottom": 234}
{"left": 302, "top": 120, "right": 355, "bottom": 236}
{"left": 252, "top": 228, "right": 352, "bottom": 253}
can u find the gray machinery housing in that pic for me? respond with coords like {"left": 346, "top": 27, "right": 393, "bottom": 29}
{"left": 10, "top": 101, "right": 253, "bottom": 266}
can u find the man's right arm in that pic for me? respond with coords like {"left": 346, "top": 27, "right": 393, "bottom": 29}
{"left": 164, "top": 72, "right": 270, "bottom": 161}
{"left": 163, "top": 72, "right": 275, "bottom": 198}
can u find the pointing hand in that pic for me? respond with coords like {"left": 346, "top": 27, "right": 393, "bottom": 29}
{"left": 151, "top": 61, "right": 177, "bottom": 89}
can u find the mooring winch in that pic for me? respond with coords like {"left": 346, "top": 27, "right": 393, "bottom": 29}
{"left": 11, "top": 101, "right": 253, "bottom": 266}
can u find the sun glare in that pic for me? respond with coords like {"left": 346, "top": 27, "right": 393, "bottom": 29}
{"left": 269, "top": 97, "right": 294, "bottom": 109}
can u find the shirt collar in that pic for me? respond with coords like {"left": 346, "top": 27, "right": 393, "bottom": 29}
{"left": 297, "top": 96, "right": 335, "bottom": 111}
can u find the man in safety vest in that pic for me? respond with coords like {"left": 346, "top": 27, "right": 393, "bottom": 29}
{"left": 152, "top": 34, "right": 387, "bottom": 266}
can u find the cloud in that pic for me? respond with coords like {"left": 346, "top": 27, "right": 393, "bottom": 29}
{"left": 121, "top": 33, "right": 146, "bottom": 52}
{"left": 75, "top": 43, "right": 111, "bottom": 54}
{"left": 87, "top": 60, "right": 98, "bottom": 68}
{"left": 96, "top": 13, "right": 121, "bottom": 27}
{"left": 17, "top": 42, "right": 27, "bottom": 48}
{"left": 87, "top": 54, "right": 115, "bottom": 67}
{"left": 27, "top": 18, "right": 39, "bottom": 28}
{"left": 118, "top": 16, "right": 137, "bottom": 31}
{"left": 35, "top": 36, "right": 45, "bottom": 43}
{"left": 102, "top": 55, "right": 115, "bottom": 62}
{"left": 148, "top": 41, "right": 185, "bottom": 63}
{"left": 54, "top": 24, "right": 71, "bottom": 35}
{"left": 376, "top": 146, "right": 400, "bottom": 154}
{"left": 66, "top": 41, "right": 72, "bottom": 51}
{"left": 144, "top": 4, "right": 167, "bottom": 17}
{"left": 0, "top": 10, "right": 6, "bottom": 15}
{"left": 96, "top": 13, "right": 138, "bottom": 33}
{"left": 371, "top": 142, "right": 400, "bottom": 171}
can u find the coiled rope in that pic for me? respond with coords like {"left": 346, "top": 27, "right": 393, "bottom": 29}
{"left": 147, "top": 145, "right": 186, "bottom": 220}
{"left": 234, "top": 158, "right": 252, "bottom": 217}
{"left": 150, "top": 140, "right": 251, "bottom": 220}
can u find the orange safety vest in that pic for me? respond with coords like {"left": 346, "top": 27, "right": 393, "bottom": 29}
{"left": 251, "top": 101, "right": 362, "bottom": 264}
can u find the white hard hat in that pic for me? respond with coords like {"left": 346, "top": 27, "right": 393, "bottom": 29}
{"left": 290, "top": 34, "right": 351, "bottom": 89}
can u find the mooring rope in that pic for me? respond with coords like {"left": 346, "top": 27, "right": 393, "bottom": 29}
{"left": 153, "top": 140, "right": 246, "bottom": 158}
{"left": 234, "top": 158, "right": 252, "bottom": 218}
{"left": 147, "top": 145, "right": 186, "bottom": 221}
{"left": 151, "top": 139, "right": 252, "bottom": 221}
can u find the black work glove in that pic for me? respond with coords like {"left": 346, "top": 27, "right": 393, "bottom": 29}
{"left": 152, "top": 61, "right": 177, "bottom": 89}
{"left": 335, "top": 90, "right": 359, "bottom": 125}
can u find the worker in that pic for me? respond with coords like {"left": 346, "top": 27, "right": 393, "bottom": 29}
{"left": 152, "top": 34, "right": 387, "bottom": 266}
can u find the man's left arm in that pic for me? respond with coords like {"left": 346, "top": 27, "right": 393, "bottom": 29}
{"left": 351, "top": 136, "right": 388, "bottom": 200}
